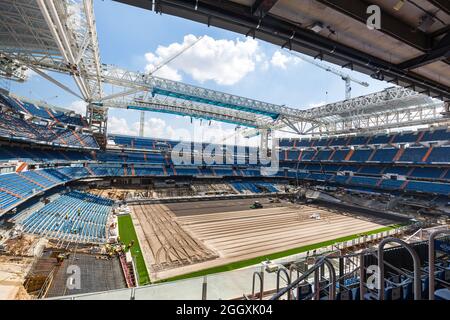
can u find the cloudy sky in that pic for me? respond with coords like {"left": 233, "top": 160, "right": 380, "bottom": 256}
{"left": 8, "top": 0, "right": 392, "bottom": 144}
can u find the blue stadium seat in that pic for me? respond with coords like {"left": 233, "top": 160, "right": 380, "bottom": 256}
{"left": 384, "top": 167, "right": 410, "bottom": 176}
{"left": 410, "top": 167, "right": 443, "bottom": 179}
{"left": 300, "top": 150, "right": 316, "bottom": 161}
{"left": 427, "top": 147, "right": 450, "bottom": 163}
{"left": 399, "top": 147, "right": 427, "bottom": 163}
{"left": 371, "top": 148, "right": 398, "bottom": 162}
{"left": 422, "top": 129, "right": 450, "bottom": 142}
{"left": 370, "top": 134, "right": 391, "bottom": 145}
{"left": 330, "top": 149, "right": 349, "bottom": 161}
{"left": 350, "top": 149, "right": 372, "bottom": 162}
{"left": 329, "top": 137, "right": 348, "bottom": 147}
{"left": 406, "top": 181, "right": 450, "bottom": 196}
{"left": 21, "top": 191, "right": 113, "bottom": 243}
{"left": 315, "top": 150, "right": 332, "bottom": 161}
{"left": 349, "top": 136, "right": 369, "bottom": 146}
{"left": 435, "top": 289, "right": 450, "bottom": 300}
{"left": 349, "top": 176, "right": 379, "bottom": 187}
{"left": 380, "top": 179, "right": 404, "bottom": 190}
{"left": 393, "top": 132, "right": 418, "bottom": 143}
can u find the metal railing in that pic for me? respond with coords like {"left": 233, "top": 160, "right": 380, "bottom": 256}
{"left": 428, "top": 230, "right": 450, "bottom": 300}
{"left": 270, "top": 257, "right": 336, "bottom": 300}
{"left": 377, "top": 237, "right": 422, "bottom": 300}
{"left": 251, "top": 271, "right": 264, "bottom": 300}
{"left": 276, "top": 268, "right": 291, "bottom": 300}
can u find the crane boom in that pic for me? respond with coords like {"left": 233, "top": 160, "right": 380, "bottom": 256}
{"left": 149, "top": 36, "right": 204, "bottom": 75}
{"left": 138, "top": 36, "right": 204, "bottom": 136}
{"left": 286, "top": 50, "right": 369, "bottom": 99}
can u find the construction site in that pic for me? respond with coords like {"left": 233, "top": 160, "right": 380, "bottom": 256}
{"left": 129, "top": 198, "right": 400, "bottom": 281}
{"left": 0, "top": 0, "right": 449, "bottom": 302}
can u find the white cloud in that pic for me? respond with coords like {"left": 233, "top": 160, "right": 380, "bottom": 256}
{"left": 255, "top": 52, "right": 269, "bottom": 71}
{"left": 107, "top": 115, "right": 255, "bottom": 145}
{"left": 270, "top": 51, "right": 303, "bottom": 70}
{"left": 108, "top": 116, "right": 179, "bottom": 139}
{"left": 23, "top": 68, "right": 49, "bottom": 80}
{"left": 66, "top": 100, "right": 87, "bottom": 115}
{"left": 144, "top": 52, "right": 182, "bottom": 81}
{"left": 308, "top": 101, "right": 326, "bottom": 108}
{"left": 108, "top": 116, "right": 136, "bottom": 136}
{"left": 144, "top": 117, "right": 171, "bottom": 138}
{"left": 24, "top": 69, "right": 37, "bottom": 79}
{"left": 144, "top": 34, "right": 263, "bottom": 85}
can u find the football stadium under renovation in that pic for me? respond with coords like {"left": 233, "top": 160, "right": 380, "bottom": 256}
{"left": 0, "top": 0, "right": 449, "bottom": 302}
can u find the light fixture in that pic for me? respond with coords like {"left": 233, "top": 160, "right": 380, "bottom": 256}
{"left": 393, "top": 0, "right": 405, "bottom": 11}
{"left": 309, "top": 22, "right": 324, "bottom": 33}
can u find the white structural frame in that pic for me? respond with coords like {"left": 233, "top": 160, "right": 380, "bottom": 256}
{"left": 0, "top": 0, "right": 447, "bottom": 144}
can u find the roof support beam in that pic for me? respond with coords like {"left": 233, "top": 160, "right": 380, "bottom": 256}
{"left": 315, "top": 0, "right": 431, "bottom": 51}
{"left": 428, "top": 0, "right": 450, "bottom": 15}
{"left": 398, "top": 31, "right": 450, "bottom": 70}
{"left": 27, "top": 65, "right": 84, "bottom": 100}
{"left": 251, "top": 0, "right": 279, "bottom": 17}
{"left": 431, "top": 25, "right": 450, "bottom": 38}
{"left": 138, "top": 0, "right": 450, "bottom": 101}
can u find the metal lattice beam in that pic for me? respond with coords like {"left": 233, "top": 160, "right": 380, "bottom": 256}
{"left": 101, "top": 95, "right": 271, "bottom": 128}
{"left": 0, "top": 0, "right": 102, "bottom": 100}
{"left": 96, "top": 64, "right": 320, "bottom": 124}
{"left": 311, "top": 102, "right": 447, "bottom": 136}
{"left": 123, "top": 0, "right": 450, "bottom": 101}
{"left": 0, "top": 54, "right": 28, "bottom": 82}
{"left": 241, "top": 87, "right": 447, "bottom": 137}
{"left": 303, "top": 87, "right": 428, "bottom": 119}
{"left": 1, "top": 0, "right": 448, "bottom": 141}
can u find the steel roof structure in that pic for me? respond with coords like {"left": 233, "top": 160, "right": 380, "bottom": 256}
{"left": 115, "top": 0, "right": 450, "bottom": 102}
{"left": 0, "top": 0, "right": 103, "bottom": 101}
{"left": 0, "top": 0, "right": 448, "bottom": 146}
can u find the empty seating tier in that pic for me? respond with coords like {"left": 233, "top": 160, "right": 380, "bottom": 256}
{"left": 21, "top": 191, "right": 113, "bottom": 243}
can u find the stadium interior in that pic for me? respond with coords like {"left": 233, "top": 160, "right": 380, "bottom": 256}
{"left": 0, "top": 0, "right": 449, "bottom": 301}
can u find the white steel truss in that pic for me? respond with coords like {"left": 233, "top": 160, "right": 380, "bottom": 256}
{"left": 96, "top": 64, "right": 320, "bottom": 124}
{"left": 303, "top": 87, "right": 433, "bottom": 120}
{"left": 0, "top": 0, "right": 102, "bottom": 100}
{"left": 241, "top": 87, "right": 447, "bottom": 137}
{"left": 0, "top": 54, "right": 28, "bottom": 82}
{"left": 311, "top": 102, "right": 447, "bottom": 136}
{"left": 0, "top": 0, "right": 447, "bottom": 143}
{"left": 102, "top": 95, "right": 271, "bottom": 128}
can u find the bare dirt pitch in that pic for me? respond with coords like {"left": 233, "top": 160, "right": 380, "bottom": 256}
{"left": 130, "top": 203, "right": 218, "bottom": 275}
{"left": 130, "top": 199, "right": 393, "bottom": 280}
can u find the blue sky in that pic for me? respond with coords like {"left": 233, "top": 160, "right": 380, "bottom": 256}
{"left": 7, "top": 0, "right": 392, "bottom": 143}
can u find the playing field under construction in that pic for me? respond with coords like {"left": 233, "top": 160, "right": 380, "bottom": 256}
{"left": 129, "top": 198, "right": 394, "bottom": 281}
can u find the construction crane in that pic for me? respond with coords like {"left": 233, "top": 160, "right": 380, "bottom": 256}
{"left": 286, "top": 50, "right": 369, "bottom": 100}
{"left": 138, "top": 36, "right": 204, "bottom": 136}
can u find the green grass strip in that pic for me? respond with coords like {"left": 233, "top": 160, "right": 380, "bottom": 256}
{"left": 118, "top": 214, "right": 151, "bottom": 285}
{"left": 157, "top": 225, "right": 399, "bottom": 283}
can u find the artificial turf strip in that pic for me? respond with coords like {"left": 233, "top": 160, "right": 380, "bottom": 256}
{"left": 157, "top": 224, "right": 400, "bottom": 283}
{"left": 118, "top": 214, "right": 151, "bottom": 285}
